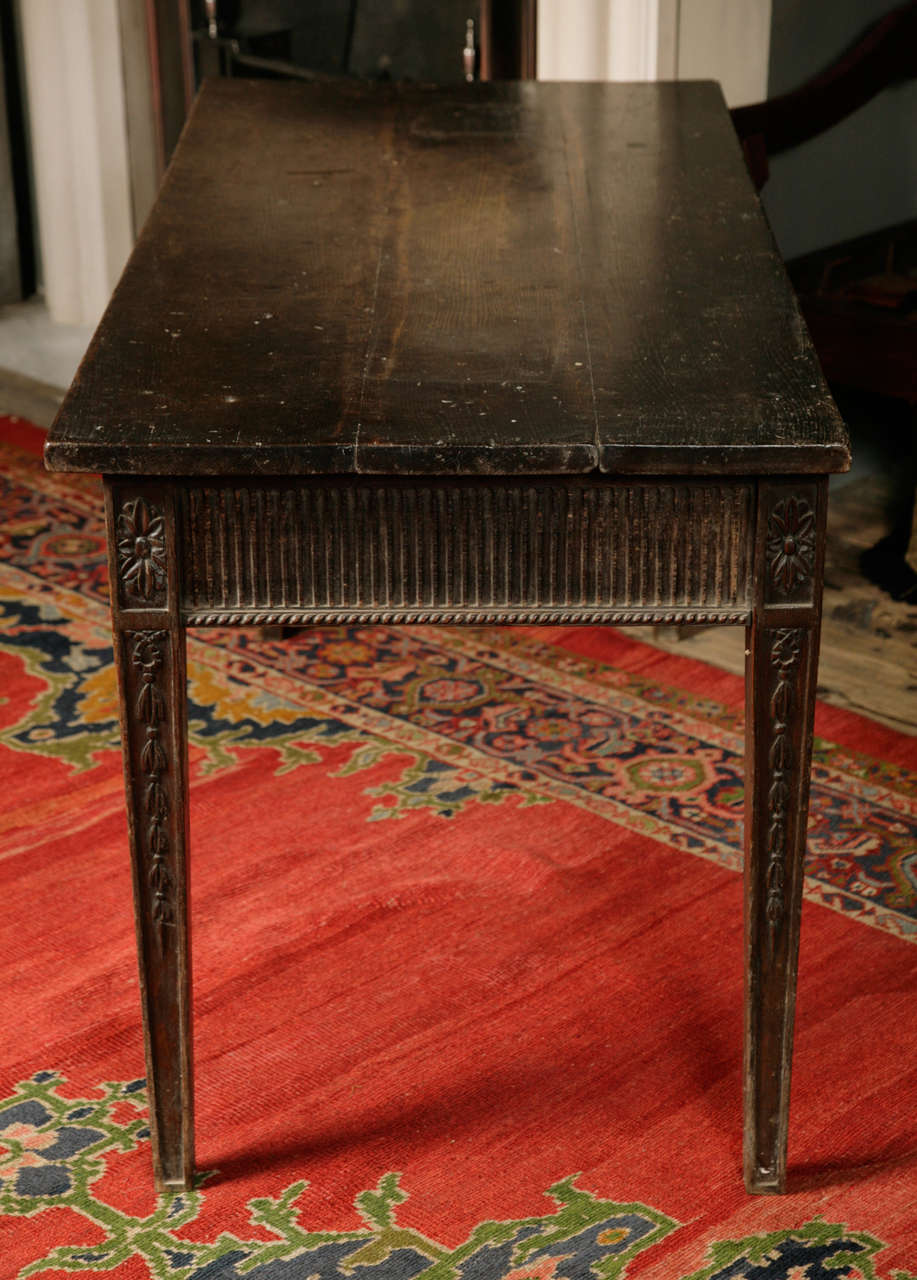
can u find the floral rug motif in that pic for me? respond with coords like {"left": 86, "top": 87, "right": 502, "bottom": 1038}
{"left": 1, "top": 1074, "right": 912, "bottom": 1280}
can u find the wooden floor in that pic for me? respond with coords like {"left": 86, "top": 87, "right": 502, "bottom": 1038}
{"left": 637, "top": 470, "right": 917, "bottom": 735}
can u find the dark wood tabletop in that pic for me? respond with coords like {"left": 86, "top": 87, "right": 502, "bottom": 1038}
{"left": 45, "top": 78, "right": 849, "bottom": 478}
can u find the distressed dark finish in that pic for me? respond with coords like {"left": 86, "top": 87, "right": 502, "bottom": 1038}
{"left": 46, "top": 80, "right": 851, "bottom": 1198}
{"left": 105, "top": 482, "right": 193, "bottom": 1193}
{"left": 743, "top": 478, "right": 827, "bottom": 1193}
{"left": 45, "top": 79, "right": 848, "bottom": 478}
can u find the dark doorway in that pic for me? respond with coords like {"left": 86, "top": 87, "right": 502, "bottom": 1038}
{"left": 0, "top": 2, "right": 35, "bottom": 302}
{"left": 147, "top": 1, "right": 537, "bottom": 168}
{"left": 187, "top": 0, "right": 535, "bottom": 84}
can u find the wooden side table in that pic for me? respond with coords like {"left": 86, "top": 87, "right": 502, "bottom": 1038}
{"left": 45, "top": 79, "right": 850, "bottom": 1196}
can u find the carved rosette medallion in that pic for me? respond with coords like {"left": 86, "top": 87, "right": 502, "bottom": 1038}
{"left": 765, "top": 627, "right": 802, "bottom": 950}
{"left": 131, "top": 631, "right": 174, "bottom": 946}
{"left": 117, "top": 497, "right": 167, "bottom": 605}
{"left": 766, "top": 497, "right": 815, "bottom": 596}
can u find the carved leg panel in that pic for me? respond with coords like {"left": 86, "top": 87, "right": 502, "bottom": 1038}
{"left": 114, "top": 625, "right": 193, "bottom": 1190}
{"left": 743, "top": 480, "right": 825, "bottom": 1194}
{"left": 106, "top": 484, "right": 193, "bottom": 1192}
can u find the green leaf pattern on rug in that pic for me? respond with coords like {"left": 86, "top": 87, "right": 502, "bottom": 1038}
{"left": 3, "top": 1075, "right": 914, "bottom": 1280}
{"left": 681, "top": 1214, "right": 917, "bottom": 1280}
{"left": 1, "top": 1074, "right": 680, "bottom": 1280}
{"left": 0, "top": 597, "right": 118, "bottom": 772}
{"left": 0, "top": 597, "right": 532, "bottom": 822}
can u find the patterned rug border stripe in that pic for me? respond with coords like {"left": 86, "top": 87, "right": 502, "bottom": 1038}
{"left": 422, "top": 626, "right": 917, "bottom": 804}
{"left": 245, "top": 626, "right": 917, "bottom": 826}
{"left": 411, "top": 625, "right": 749, "bottom": 750}
{"left": 505, "top": 630, "right": 917, "bottom": 779}
{"left": 2, "top": 443, "right": 102, "bottom": 515}
{"left": 802, "top": 879, "right": 915, "bottom": 940}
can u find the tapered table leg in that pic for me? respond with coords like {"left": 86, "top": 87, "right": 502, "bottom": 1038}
{"left": 743, "top": 479, "right": 826, "bottom": 1194}
{"left": 106, "top": 483, "right": 194, "bottom": 1192}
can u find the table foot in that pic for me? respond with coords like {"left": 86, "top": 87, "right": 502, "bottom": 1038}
{"left": 156, "top": 1174, "right": 196, "bottom": 1195}
{"left": 745, "top": 1168, "right": 783, "bottom": 1195}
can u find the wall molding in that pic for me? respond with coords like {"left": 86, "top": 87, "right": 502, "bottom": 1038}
{"left": 16, "top": 0, "right": 134, "bottom": 326}
{"left": 537, "top": 0, "right": 770, "bottom": 107}
{"left": 538, "top": 0, "right": 664, "bottom": 82}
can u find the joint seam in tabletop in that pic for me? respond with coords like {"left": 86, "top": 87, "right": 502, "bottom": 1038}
{"left": 354, "top": 105, "right": 402, "bottom": 471}
{"left": 559, "top": 112, "right": 600, "bottom": 453}
{"left": 355, "top": 240, "right": 387, "bottom": 468}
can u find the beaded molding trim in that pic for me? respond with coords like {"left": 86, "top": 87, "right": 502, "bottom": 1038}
{"left": 183, "top": 607, "right": 752, "bottom": 627}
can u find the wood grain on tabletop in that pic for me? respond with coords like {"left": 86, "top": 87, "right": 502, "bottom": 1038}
{"left": 45, "top": 78, "right": 848, "bottom": 477}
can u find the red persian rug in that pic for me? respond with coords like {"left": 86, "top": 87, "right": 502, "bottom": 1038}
{"left": 1, "top": 413, "right": 916, "bottom": 1279}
